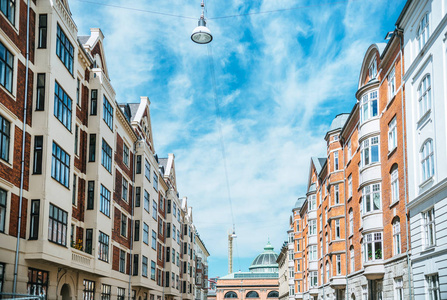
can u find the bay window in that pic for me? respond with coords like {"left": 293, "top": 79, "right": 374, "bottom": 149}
{"left": 361, "top": 136, "right": 379, "bottom": 167}
{"left": 362, "top": 183, "right": 381, "bottom": 213}
{"left": 360, "top": 91, "right": 378, "bottom": 123}
{"left": 363, "top": 232, "right": 383, "bottom": 261}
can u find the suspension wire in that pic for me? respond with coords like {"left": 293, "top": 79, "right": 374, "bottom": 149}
{"left": 206, "top": 44, "right": 236, "bottom": 232}
{"left": 72, "top": 0, "right": 358, "bottom": 20}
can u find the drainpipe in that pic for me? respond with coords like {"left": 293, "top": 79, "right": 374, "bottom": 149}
{"left": 342, "top": 139, "right": 349, "bottom": 300}
{"left": 129, "top": 139, "right": 140, "bottom": 300}
{"left": 13, "top": 0, "right": 31, "bottom": 294}
{"left": 395, "top": 27, "right": 413, "bottom": 300}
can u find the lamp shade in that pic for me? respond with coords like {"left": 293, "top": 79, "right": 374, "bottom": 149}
{"left": 191, "top": 18, "right": 213, "bottom": 44}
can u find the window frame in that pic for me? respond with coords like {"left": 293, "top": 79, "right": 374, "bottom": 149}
{"left": 417, "top": 13, "right": 430, "bottom": 51}
{"left": 420, "top": 139, "right": 434, "bottom": 182}
{"left": 0, "top": 114, "right": 11, "bottom": 163}
{"left": 393, "top": 219, "right": 401, "bottom": 255}
{"left": 422, "top": 207, "right": 435, "bottom": 248}
{"left": 388, "top": 67, "right": 396, "bottom": 99}
{"left": 90, "top": 89, "right": 97, "bottom": 115}
{"left": 363, "top": 232, "right": 383, "bottom": 262}
{"left": 54, "top": 81, "right": 73, "bottom": 131}
{"left": 48, "top": 203, "right": 68, "bottom": 246}
{"left": 29, "top": 199, "right": 40, "bottom": 240}
{"left": 143, "top": 222, "right": 149, "bottom": 244}
{"left": 418, "top": 74, "right": 432, "bottom": 119}
{"left": 33, "top": 136, "right": 43, "bottom": 174}
{"left": 361, "top": 136, "right": 380, "bottom": 167}
{"left": 362, "top": 183, "right": 381, "bottom": 213}
{"left": 36, "top": 73, "right": 45, "bottom": 111}
{"left": 388, "top": 117, "right": 397, "bottom": 152}
{"left": 119, "top": 249, "right": 126, "bottom": 273}
{"left": 1, "top": 0, "right": 16, "bottom": 25}
{"left": 103, "top": 96, "right": 113, "bottom": 130}
{"left": 101, "top": 139, "right": 112, "bottom": 173}
{"left": 0, "top": 39, "right": 14, "bottom": 94}
{"left": 99, "top": 184, "right": 111, "bottom": 217}
{"left": 98, "top": 231, "right": 109, "bottom": 262}
{"left": 56, "top": 24, "right": 74, "bottom": 74}
{"left": 360, "top": 90, "right": 378, "bottom": 123}
{"left": 27, "top": 268, "right": 49, "bottom": 298}
{"left": 83, "top": 279, "right": 95, "bottom": 300}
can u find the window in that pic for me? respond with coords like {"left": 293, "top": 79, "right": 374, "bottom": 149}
{"left": 54, "top": 81, "right": 73, "bottom": 130}
{"left": 76, "top": 78, "right": 80, "bottom": 105}
{"left": 422, "top": 208, "right": 435, "bottom": 248}
{"left": 309, "top": 245, "right": 317, "bottom": 261}
{"left": 418, "top": 75, "right": 432, "bottom": 118}
{"left": 101, "top": 139, "right": 112, "bottom": 172}
{"left": 152, "top": 200, "right": 157, "bottom": 219}
{"left": 153, "top": 172, "right": 158, "bottom": 191}
{"left": 27, "top": 268, "right": 49, "bottom": 298}
{"left": 336, "top": 255, "right": 341, "bottom": 275}
{"left": 56, "top": 24, "right": 74, "bottom": 74}
{"left": 103, "top": 96, "right": 113, "bottom": 129}
{"left": 101, "top": 284, "right": 111, "bottom": 300}
{"left": 90, "top": 89, "right": 97, "bottom": 115}
{"left": 88, "top": 134, "right": 96, "bottom": 162}
{"left": 117, "top": 287, "right": 125, "bottom": 300}
{"left": 363, "top": 232, "right": 382, "bottom": 261}
{"left": 33, "top": 136, "right": 43, "bottom": 174}
{"left": 334, "top": 151, "right": 339, "bottom": 170}
{"left": 85, "top": 229, "right": 92, "bottom": 254}
{"left": 426, "top": 274, "right": 440, "bottom": 300}
{"left": 224, "top": 292, "right": 238, "bottom": 299}
{"left": 388, "top": 117, "right": 397, "bottom": 151}
{"left": 309, "top": 194, "right": 316, "bottom": 211}
{"left": 135, "top": 187, "right": 141, "bottom": 207}
{"left": 83, "top": 280, "right": 95, "bottom": 300}
{"left": 309, "top": 271, "right": 318, "bottom": 287}
{"left": 134, "top": 220, "right": 140, "bottom": 242}
{"left": 151, "top": 230, "right": 156, "bottom": 249}
{"left": 144, "top": 190, "right": 149, "bottom": 212}
{"left": 246, "top": 291, "right": 259, "bottom": 298}
{"left": 36, "top": 73, "right": 45, "bottom": 110}
{"left": 0, "top": 0, "right": 15, "bottom": 25}
{"left": 145, "top": 159, "right": 150, "bottom": 181}
{"left": 119, "top": 250, "right": 126, "bottom": 273}
{"left": 87, "top": 181, "right": 94, "bottom": 210}
{"left": 37, "top": 14, "right": 47, "bottom": 49}
{"left": 143, "top": 223, "right": 149, "bottom": 244}
{"left": 121, "top": 212, "right": 127, "bottom": 237}
{"left": 48, "top": 203, "right": 67, "bottom": 246}
{"left": 0, "top": 42, "right": 13, "bottom": 93}
{"left": 349, "top": 209, "right": 353, "bottom": 236}
{"left": 326, "top": 262, "right": 330, "bottom": 281}
{"left": 388, "top": 67, "right": 396, "bottom": 98}
{"left": 362, "top": 183, "right": 381, "bottom": 213}
{"left": 347, "top": 139, "right": 352, "bottom": 160}
{"left": 29, "top": 200, "right": 40, "bottom": 239}
{"left": 335, "top": 219, "right": 340, "bottom": 239}
{"left": 142, "top": 256, "right": 148, "bottom": 277}
{"left": 360, "top": 91, "right": 378, "bottom": 123}
{"left": 421, "top": 139, "right": 434, "bottom": 182}
{"left": 393, "top": 277, "right": 403, "bottom": 300}
{"left": 362, "top": 285, "right": 367, "bottom": 300}
{"left": 136, "top": 155, "right": 141, "bottom": 174}
{"left": 368, "top": 58, "right": 377, "bottom": 79}
{"left": 72, "top": 174, "right": 77, "bottom": 205}
{"left": 348, "top": 175, "right": 352, "bottom": 198}
{"left": 51, "top": 142, "right": 70, "bottom": 187}
{"left": 417, "top": 13, "right": 429, "bottom": 51}
{"left": 158, "top": 243, "right": 163, "bottom": 261}
{"left": 151, "top": 261, "right": 156, "bottom": 280}
{"left": 309, "top": 219, "right": 316, "bottom": 235}
{"left": 393, "top": 219, "right": 401, "bottom": 256}
{"left": 100, "top": 185, "right": 110, "bottom": 217}
{"left": 361, "top": 136, "right": 379, "bottom": 167}
{"left": 98, "top": 231, "right": 109, "bottom": 262}
{"left": 122, "top": 143, "right": 129, "bottom": 166}
{"left": 350, "top": 247, "right": 354, "bottom": 273}
{"left": 122, "top": 178, "right": 128, "bottom": 201}
{"left": 334, "top": 184, "right": 339, "bottom": 205}
{"left": 391, "top": 166, "right": 399, "bottom": 203}
{"left": 0, "top": 263, "right": 4, "bottom": 292}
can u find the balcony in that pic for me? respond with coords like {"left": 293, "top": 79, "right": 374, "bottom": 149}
{"left": 363, "top": 261, "right": 385, "bottom": 280}
{"left": 359, "top": 163, "right": 381, "bottom": 187}
{"left": 329, "top": 276, "right": 346, "bottom": 289}
{"left": 71, "top": 248, "right": 92, "bottom": 268}
{"left": 358, "top": 117, "right": 380, "bottom": 141}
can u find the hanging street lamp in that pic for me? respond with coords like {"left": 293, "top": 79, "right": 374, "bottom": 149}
{"left": 191, "top": 1, "right": 213, "bottom": 44}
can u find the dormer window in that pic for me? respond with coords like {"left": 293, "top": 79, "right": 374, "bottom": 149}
{"left": 368, "top": 58, "right": 377, "bottom": 80}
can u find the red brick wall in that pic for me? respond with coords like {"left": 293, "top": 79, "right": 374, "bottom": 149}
{"left": 9, "top": 193, "right": 27, "bottom": 238}
{"left": 115, "top": 133, "right": 133, "bottom": 179}
{"left": 74, "top": 130, "right": 87, "bottom": 173}
{"left": 72, "top": 178, "right": 85, "bottom": 222}
{"left": 112, "top": 207, "right": 131, "bottom": 249}
{"left": 113, "top": 169, "right": 131, "bottom": 214}
{"left": 76, "top": 84, "right": 89, "bottom": 127}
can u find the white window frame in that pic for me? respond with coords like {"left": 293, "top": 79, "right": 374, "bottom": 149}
{"left": 393, "top": 219, "right": 401, "bottom": 255}
{"left": 363, "top": 232, "right": 383, "bottom": 261}
{"left": 418, "top": 74, "right": 432, "bottom": 119}
{"left": 349, "top": 209, "right": 354, "bottom": 236}
{"left": 425, "top": 274, "right": 440, "bottom": 300}
{"left": 388, "top": 117, "right": 397, "bottom": 152}
{"left": 394, "top": 277, "right": 403, "bottom": 300}
{"left": 334, "top": 151, "right": 339, "bottom": 171}
{"left": 309, "top": 194, "right": 316, "bottom": 211}
{"left": 309, "top": 219, "right": 317, "bottom": 236}
{"left": 348, "top": 175, "right": 352, "bottom": 198}
{"left": 334, "top": 184, "right": 339, "bottom": 205}
{"left": 417, "top": 13, "right": 429, "bottom": 51}
{"left": 421, "top": 139, "right": 434, "bottom": 182}
{"left": 360, "top": 90, "right": 378, "bottom": 123}
{"left": 362, "top": 183, "right": 381, "bottom": 213}
{"left": 361, "top": 136, "right": 379, "bottom": 167}
{"left": 309, "top": 245, "right": 317, "bottom": 261}
{"left": 391, "top": 167, "right": 399, "bottom": 203}
{"left": 336, "top": 255, "right": 341, "bottom": 275}
{"left": 422, "top": 208, "right": 435, "bottom": 248}
{"left": 347, "top": 139, "right": 352, "bottom": 161}
{"left": 335, "top": 219, "right": 341, "bottom": 240}
{"left": 388, "top": 67, "right": 396, "bottom": 99}
{"left": 350, "top": 247, "right": 354, "bottom": 273}
{"left": 368, "top": 58, "right": 377, "bottom": 79}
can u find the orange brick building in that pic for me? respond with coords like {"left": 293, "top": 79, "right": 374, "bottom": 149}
{"left": 288, "top": 31, "right": 410, "bottom": 300}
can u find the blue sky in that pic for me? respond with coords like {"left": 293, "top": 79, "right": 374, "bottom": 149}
{"left": 69, "top": 0, "right": 406, "bottom": 278}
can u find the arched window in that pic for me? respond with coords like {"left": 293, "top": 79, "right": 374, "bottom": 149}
{"left": 267, "top": 291, "right": 279, "bottom": 298}
{"left": 325, "top": 261, "right": 330, "bottom": 282}
{"left": 421, "top": 139, "right": 434, "bottom": 181}
{"left": 350, "top": 246, "right": 355, "bottom": 273}
{"left": 349, "top": 208, "right": 354, "bottom": 236}
{"left": 417, "top": 13, "right": 429, "bottom": 51}
{"left": 393, "top": 217, "right": 401, "bottom": 255}
{"left": 418, "top": 75, "right": 431, "bottom": 118}
{"left": 390, "top": 164, "right": 399, "bottom": 203}
{"left": 224, "top": 292, "right": 238, "bottom": 298}
{"left": 246, "top": 291, "right": 259, "bottom": 298}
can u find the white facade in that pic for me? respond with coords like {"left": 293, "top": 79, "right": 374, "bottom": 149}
{"left": 398, "top": 0, "right": 447, "bottom": 299}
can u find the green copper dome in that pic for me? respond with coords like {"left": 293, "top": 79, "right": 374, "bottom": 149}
{"left": 248, "top": 241, "right": 279, "bottom": 273}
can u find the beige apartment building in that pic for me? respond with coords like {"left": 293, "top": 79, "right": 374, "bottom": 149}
{"left": 0, "top": 0, "right": 205, "bottom": 299}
